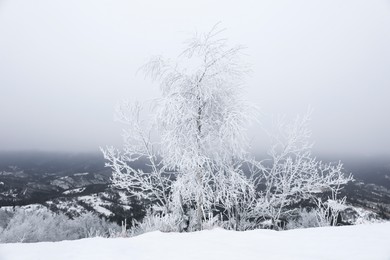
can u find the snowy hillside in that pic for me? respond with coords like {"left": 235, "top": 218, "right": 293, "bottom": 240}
{"left": 1, "top": 222, "right": 390, "bottom": 260}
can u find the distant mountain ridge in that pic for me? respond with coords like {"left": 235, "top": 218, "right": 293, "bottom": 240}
{"left": 0, "top": 151, "right": 389, "bottom": 224}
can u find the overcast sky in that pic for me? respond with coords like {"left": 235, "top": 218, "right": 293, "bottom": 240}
{"left": 0, "top": 0, "right": 389, "bottom": 156}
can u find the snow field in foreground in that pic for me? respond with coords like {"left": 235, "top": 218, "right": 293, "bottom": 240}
{"left": 1, "top": 222, "right": 390, "bottom": 260}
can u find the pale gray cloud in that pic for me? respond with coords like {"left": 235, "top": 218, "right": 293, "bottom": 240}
{"left": 0, "top": 0, "right": 389, "bottom": 155}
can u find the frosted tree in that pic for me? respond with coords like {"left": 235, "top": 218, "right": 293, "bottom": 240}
{"left": 251, "top": 111, "right": 353, "bottom": 229}
{"left": 142, "top": 25, "right": 252, "bottom": 230}
{"left": 102, "top": 26, "right": 353, "bottom": 232}
{"left": 102, "top": 102, "right": 172, "bottom": 214}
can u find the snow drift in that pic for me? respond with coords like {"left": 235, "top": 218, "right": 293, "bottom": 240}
{"left": 1, "top": 222, "right": 389, "bottom": 260}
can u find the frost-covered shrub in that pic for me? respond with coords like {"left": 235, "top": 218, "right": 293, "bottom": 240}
{"left": 0, "top": 209, "right": 13, "bottom": 229}
{"left": 0, "top": 208, "right": 120, "bottom": 243}
{"left": 129, "top": 212, "right": 184, "bottom": 236}
{"left": 286, "top": 208, "right": 326, "bottom": 230}
{"left": 0, "top": 208, "right": 74, "bottom": 242}
{"left": 286, "top": 196, "right": 349, "bottom": 230}
{"left": 201, "top": 213, "right": 224, "bottom": 230}
{"left": 70, "top": 212, "right": 121, "bottom": 238}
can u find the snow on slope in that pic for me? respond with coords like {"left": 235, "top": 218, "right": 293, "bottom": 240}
{"left": 77, "top": 194, "right": 113, "bottom": 216}
{"left": 1, "top": 223, "right": 390, "bottom": 260}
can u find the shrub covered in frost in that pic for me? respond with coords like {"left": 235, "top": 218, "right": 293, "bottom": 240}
{"left": 0, "top": 208, "right": 121, "bottom": 243}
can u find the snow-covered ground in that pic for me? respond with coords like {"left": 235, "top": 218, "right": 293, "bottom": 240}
{"left": 1, "top": 223, "right": 389, "bottom": 260}
{"left": 77, "top": 194, "right": 113, "bottom": 216}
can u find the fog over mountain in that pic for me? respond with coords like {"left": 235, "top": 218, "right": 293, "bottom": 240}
{"left": 0, "top": 0, "right": 389, "bottom": 156}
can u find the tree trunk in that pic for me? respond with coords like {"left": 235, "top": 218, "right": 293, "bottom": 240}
{"left": 196, "top": 169, "right": 203, "bottom": 231}
{"left": 195, "top": 93, "right": 203, "bottom": 231}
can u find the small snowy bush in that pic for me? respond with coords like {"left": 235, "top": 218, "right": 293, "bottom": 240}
{"left": 0, "top": 209, "right": 13, "bottom": 229}
{"left": 129, "top": 212, "right": 183, "bottom": 236}
{"left": 286, "top": 208, "right": 326, "bottom": 229}
{"left": 0, "top": 208, "right": 120, "bottom": 243}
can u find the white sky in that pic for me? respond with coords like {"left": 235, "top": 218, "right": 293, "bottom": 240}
{"left": 0, "top": 0, "right": 389, "bottom": 156}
